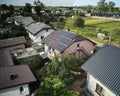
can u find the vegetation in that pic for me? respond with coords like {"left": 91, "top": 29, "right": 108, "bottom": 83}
{"left": 38, "top": 55, "right": 83, "bottom": 96}
{"left": 65, "top": 17, "right": 120, "bottom": 46}
{"left": 73, "top": 16, "right": 84, "bottom": 28}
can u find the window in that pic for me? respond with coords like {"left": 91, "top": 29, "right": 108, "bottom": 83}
{"left": 46, "top": 29, "right": 48, "bottom": 32}
{"left": 41, "top": 36, "right": 44, "bottom": 39}
{"left": 19, "top": 86, "right": 24, "bottom": 93}
{"left": 76, "top": 44, "right": 80, "bottom": 50}
{"left": 96, "top": 84, "right": 105, "bottom": 96}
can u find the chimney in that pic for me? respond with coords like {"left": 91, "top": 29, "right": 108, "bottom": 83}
{"left": 9, "top": 72, "right": 17, "bottom": 80}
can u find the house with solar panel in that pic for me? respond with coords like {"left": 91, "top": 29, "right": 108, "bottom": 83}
{"left": 0, "top": 50, "right": 37, "bottom": 96}
{"left": 43, "top": 30, "right": 96, "bottom": 59}
{"left": 81, "top": 45, "right": 120, "bottom": 96}
{"left": 25, "top": 22, "right": 55, "bottom": 45}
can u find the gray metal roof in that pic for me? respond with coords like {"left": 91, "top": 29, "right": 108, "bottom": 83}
{"left": 25, "top": 22, "right": 52, "bottom": 35}
{"left": 0, "top": 65, "right": 37, "bottom": 89}
{"left": 43, "top": 30, "right": 95, "bottom": 53}
{"left": 0, "top": 51, "right": 14, "bottom": 67}
{"left": 0, "top": 36, "right": 26, "bottom": 48}
{"left": 81, "top": 45, "right": 120, "bottom": 95}
{"left": 14, "top": 16, "right": 35, "bottom": 27}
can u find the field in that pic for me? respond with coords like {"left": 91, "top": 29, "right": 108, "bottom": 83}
{"left": 65, "top": 17, "right": 120, "bottom": 46}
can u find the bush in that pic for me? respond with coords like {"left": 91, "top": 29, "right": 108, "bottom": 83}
{"left": 73, "top": 16, "right": 84, "bottom": 28}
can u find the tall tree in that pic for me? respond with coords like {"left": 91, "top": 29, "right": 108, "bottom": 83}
{"left": 108, "top": 1, "right": 115, "bottom": 12}
{"left": 97, "top": 0, "right": 108, "bottom": 12}
{"left": 9, "top": 4, "right": 14, "bottom": 12}
{"left": 24, "top": 3, "right": 32, "bottom": 13}
{"left": 34, "top": 0, "right": 44, "bottom": 16}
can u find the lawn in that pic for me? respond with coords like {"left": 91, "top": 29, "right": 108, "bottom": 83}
{"left": 64, "top": 17, "right": 120, "bottom": 46}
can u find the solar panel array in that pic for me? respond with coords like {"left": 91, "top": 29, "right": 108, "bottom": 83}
{"left": 55, "top": 31, "right": 77, "bottom": 52}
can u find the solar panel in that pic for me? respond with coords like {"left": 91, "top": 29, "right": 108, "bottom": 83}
{"left": 56, "top": 43, "right": 66, "bottom": 52}
{"left": 61, "top": 31, "right": 76, "bottom": 40}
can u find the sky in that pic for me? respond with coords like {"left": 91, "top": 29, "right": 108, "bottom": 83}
{"left": 0, "top": 0, "right": 120, "bottom": 7}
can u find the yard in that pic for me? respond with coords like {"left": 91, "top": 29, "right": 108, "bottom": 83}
{"left": 64, "top": 17, "right": 120, "bottom": 46}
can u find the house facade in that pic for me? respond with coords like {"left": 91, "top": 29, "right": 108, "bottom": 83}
{"left": 25, "top": 22, "right": 55, "bottom": 44}
{"left": 87, "top": 74, "right": 116, "bottom": 96}
{"left": 0, "top": 84, "right": 30, "bottom": 96}
{"left": 43, "top": 30, "right": 96, "bottom": 59}
{"left": 82, "top": 45, "right": 120, "bottom": 96}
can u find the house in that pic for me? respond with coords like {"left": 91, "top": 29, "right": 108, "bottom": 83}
{"left": 81, "top": 45, "right": 120, "bottom": 96}
{"left": 43, "top": 30, "right": 96, "bottom": 59}
{"left": 14, "top": 16, "right": 35, "bottom": 27}
{"left": 0, "top": 50, "right": 37, "bottom": 96}
{"left": 5, "top": 17, "right": 14, "bottom": 24}
{"left": 0, "top": 36, "right": 26, "bottom": 51}
{"left": 0, "top": 65, "right": 37, "bottom": 96}
{"left": 25, "top": 22, "right": 55, "bottom": 45}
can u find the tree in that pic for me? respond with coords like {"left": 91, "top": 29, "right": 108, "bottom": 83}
{"left": 97, "top": 0, "right": 108, "bottom": 12}
{"left": 108, "top": 1, "right": 115, "bottom": 12}
{"left": 29, "top": 55, "right": 44, "bottom": 74}
{"left": 34, "top": 0, "right": 44, "bottom": 15}
{"left": 24, "top": 3, "right": 32, "bottom": 13}
{"left": 73, "top": 16, "right": 84, "bottom": 28}
{"left": 9, "top": 4, "right": 14, "bottom": 12}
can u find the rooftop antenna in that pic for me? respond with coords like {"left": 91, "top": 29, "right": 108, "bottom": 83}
{"left": 108, "top": 32, "right": 112, "bottom": 45}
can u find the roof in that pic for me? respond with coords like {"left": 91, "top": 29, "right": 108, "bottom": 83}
{"left": 0, "top": 65, "right": 37, "bottom": 89}
{"left": 0, "top": 36, "right": 26, "bottom": 48}
{"left": 14, "top": 16, "right": 35, "bottom": 27}
{"left": 43, "top": 30, "right": 96, "bottom": 53}
{"left": 81, "top": 45, "right": 120, "bottom": 95}
{"left": 0, "top": 50, "right": 14, "bottom": 67}
{"left": 25, "top": 22, "right": 52, "bottom": 35}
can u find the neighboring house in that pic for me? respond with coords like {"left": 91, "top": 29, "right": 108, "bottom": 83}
{"left": 14, "top": 16, "right": 35, "bottom": 27}
{"left": 0, "top": 65, "right": 36, "bottom": 96}
{"left": 25, "top": 22, "right": 55, "bottom": 44}
{"left": 0, "top": 50, "right": 37, "bottom": 96}
{"left": 0, "top": 36, "right": 26, "bottom": 51}
{"left": 43, "top": 30, "right": 96, "bottom": 59}
{"left": 81, "top": 45, "right": 120, "bottom": 96}
{"left": 5, "top": 17, "right": 14, "bottom": 24}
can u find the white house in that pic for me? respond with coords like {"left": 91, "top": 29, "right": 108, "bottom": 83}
{"left": 25, "top": 22, "right": 55, "bottom": 45}
{"left": 81, "top": 45, "right": 120, "bottom": 96}
{"left": 0, "top": 65, "right": 36, "bottom": 96}
{"left": 0, "top": 50, "right": 36, "bottom": 96}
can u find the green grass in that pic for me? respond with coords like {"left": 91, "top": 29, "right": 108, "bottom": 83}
{"left": 64, "top": 17, "right": 120, "bottom": 46}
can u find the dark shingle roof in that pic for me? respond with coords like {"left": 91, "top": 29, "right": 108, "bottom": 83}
{"left": 0, "top": 51, "right": 14, "bottom": 67}
{"left": 81, "top": 45, "right": 120, "bottom": 95}
{"left": 43, "top": 30, "right": 95, "bottom": 53}
{"left": 0, "top": 65, "right": 37, "bottom": 89}
{"left": 25, "top": 22, "right": 53, "bottom": 35}
{"left": 0, "top": 36, "right": 26, "bottom": 48}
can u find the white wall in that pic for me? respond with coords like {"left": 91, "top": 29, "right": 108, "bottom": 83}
{"left": 28, "top": 29, "right": 54, "bottom": 44}
{"left": 87, "top": 73, "right": 116, "bottom": 96}
{"left": 0, "top": 84, "right": 30, "bottom": 96}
